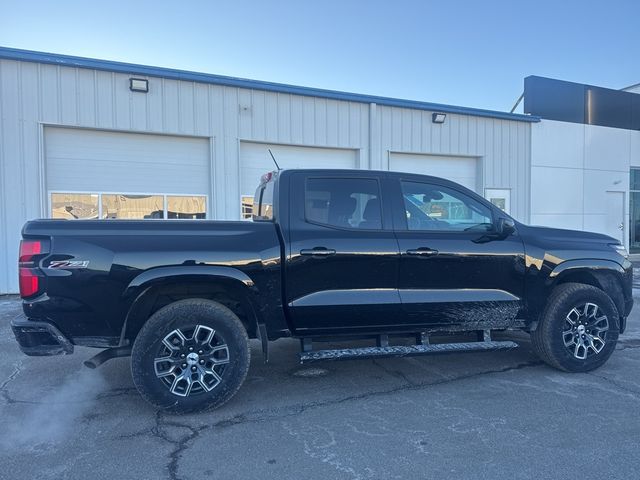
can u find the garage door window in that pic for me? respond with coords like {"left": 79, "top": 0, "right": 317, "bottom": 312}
{"left": 102, "top": 194, "right": 164, "bottom": 219}
{"left": 51, "top": 193, "right": 100, "bottom": 219}
{"left": 167, "top": 196, "right": 206, "bottom": 219}
{"left": 241, "top": 196, "right": 254, "bottom": 220}
{"left": 50, "top": 193, "right": 207, "bottom": 220}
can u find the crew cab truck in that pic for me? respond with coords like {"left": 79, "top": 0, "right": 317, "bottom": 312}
{"left": 12, "top": 169, "right": 633, "bottom": 413}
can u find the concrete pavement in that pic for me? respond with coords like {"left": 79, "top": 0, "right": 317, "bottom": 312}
{"left": 1, "top": 295, "right": 639, "bottom": 480}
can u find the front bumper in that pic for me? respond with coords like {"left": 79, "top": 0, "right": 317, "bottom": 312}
{"left": 11, "top": 315, "right": 74, "bottom": 356}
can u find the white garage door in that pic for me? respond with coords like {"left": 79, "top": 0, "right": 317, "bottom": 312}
{"left": 239, "top": 142, "right": 357, "bottom": 217}
{"left": 389, "top": 153, "right": 479, "bottom": 191}
{"left": 45, "top": 127, "right": 210, "bottom": 219}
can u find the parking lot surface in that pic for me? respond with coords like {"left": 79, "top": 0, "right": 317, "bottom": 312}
{"left": 1, "top": 295, "right": 639, "bottom": 480}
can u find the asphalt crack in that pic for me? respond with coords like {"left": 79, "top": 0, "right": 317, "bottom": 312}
{"left": 145, "top": 359, "right": 543, "bottom": 479}
{"left": 0, "top": 361, "right": 23, "bottom": 405}
{"left": 204, "top": 360, "right": 544, "bottom": 432}
{"left": 0, "top": 361, "right": 22, "bottom": 391}
{"left": 371, "top": 359, "right": 418, "bottom": 386}
{"left": 150, "top": 410, "right": 208, "bottom": 480}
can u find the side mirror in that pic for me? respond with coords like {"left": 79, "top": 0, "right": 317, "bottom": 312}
{"left": 496, "top": 217, "right": 516, "bottom": 236}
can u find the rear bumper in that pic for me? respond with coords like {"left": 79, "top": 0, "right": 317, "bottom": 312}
{"left": 11, "top": 315, "right": 74, "bottom": 356}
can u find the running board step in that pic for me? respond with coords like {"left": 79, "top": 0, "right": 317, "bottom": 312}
{"left": 299, "top": 340, "right": 518, "bottom": 363}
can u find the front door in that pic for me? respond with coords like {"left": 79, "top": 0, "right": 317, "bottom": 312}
{"left": 285, "top": 173, "right": 400, "bottom": 333}
{"left": 390, "top": 177, "right": 525, "bottom": 328}
{"left": 605, "top": 191, "right": 624, "bottom": 245}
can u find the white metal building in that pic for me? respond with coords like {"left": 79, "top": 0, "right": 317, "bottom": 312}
{"left": 0, "top": 47, "right": 638, "bottom": 294}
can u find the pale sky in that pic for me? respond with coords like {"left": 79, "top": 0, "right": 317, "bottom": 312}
{"left": 1, "top": 0, "right": 638, "bottom": 112}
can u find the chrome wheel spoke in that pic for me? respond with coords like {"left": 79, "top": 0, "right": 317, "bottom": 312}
{"left": 584, "top": 303, "right": 599, "bottom": 319}
{"left": 194, "top": 325, "right": 215, "bottom": 347}
{"left": 198, "top": 367, "right": 223, "bottom": 391}
{"left": 154, "top": 356, "right": 179, "bottom": 378}
{"left": 574, "top": 342, "right": 587, "bottom": 360}
{"left": 590, "top": 335, "right": 606, "bottom": 353}
{"left": 209, "top": 344, "right": 230, "bottom": 365}
{"left": 563, "top": 331, "right": 576, "bottom": 347}
{"left": 566, "top": 308, "right": 580, "bottom": 325}
{"left": 170, "top": 371, "right": 193, "bottom": 397}
{"left": 163, "top": 329, "right": 188, "bottom": 351}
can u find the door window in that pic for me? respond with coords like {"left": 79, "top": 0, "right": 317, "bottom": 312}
{"left": 305, "top": 178, "right": 382, "bottom": 230}
{"left": 400, "top": 181, "right": 493, "bottom": 231}
{"left": 485, "top": 188, "right": 511, "bottom": 215}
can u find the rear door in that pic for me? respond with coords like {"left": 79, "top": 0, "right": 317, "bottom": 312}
{"left": 390, "top": 177, "right": 526, "bottom": 327}
{"left": 285, "top": 172, "right": 401, "bottom": 333}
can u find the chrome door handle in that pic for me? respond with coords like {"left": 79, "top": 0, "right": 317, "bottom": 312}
{"left": 406, "top": 248, "right": 439, "bottom": 256}
{"left": 300, "top": 248, "right": 336, "bottom": 256}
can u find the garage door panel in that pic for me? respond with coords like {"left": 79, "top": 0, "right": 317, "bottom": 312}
{"left": 46, "top": 127, "right": 210, "bottom": 195}
{"left": 239, "top": 142, "right": 357, "bottom": 197}
{"left": 389, "top": 153, "right": 479, "bottom": 191}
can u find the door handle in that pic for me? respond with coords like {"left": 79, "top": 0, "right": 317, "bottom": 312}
{"left": 300, "top": 247, "right": 336, "bottom": 256}
{"left": 406, "top": 248, "right": 439, "bottom": 256}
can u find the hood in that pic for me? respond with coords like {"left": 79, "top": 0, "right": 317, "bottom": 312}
{"left": 519, "top": 223, "right": 620, "bottom": 245}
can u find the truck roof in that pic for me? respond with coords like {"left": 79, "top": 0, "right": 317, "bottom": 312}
{"left": 273, "top": 168, "right": 470, "bottom": 189}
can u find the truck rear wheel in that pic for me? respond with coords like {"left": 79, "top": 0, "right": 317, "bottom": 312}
{"left": 131, "top": 298, "right": 250, "bottom": 413}
{"left": 531, "top": 283, "right": 619, "bottom": 372}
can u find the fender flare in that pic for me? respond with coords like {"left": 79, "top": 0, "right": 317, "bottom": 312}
{"left": 124, "top": 265, "right": 255, "bottom": 294}
{"left": 547, "top": 259, "right": 627, "bottom": 320}
{"left": 548, "top": 259, "right": 625, "bottom": 281}
{"left": 119, "top": 265, "right": 264, "bottom": 350}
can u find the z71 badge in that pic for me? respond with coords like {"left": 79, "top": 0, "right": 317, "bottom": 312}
{"left": 48, "top": 260, "right": 90, "bottom": 269}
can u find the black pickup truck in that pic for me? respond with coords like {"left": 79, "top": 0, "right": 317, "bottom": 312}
{"left": 12, "top": 169, "right": 633, "bottom": 413}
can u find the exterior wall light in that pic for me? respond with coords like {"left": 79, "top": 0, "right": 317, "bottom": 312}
{"left": 129, "top": 78, "right": 149, "bottom": 93}
{"left": 432, "top": 112, "right": 446, "bottom": 124}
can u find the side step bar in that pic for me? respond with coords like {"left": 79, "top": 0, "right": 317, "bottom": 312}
{"left": 299, "top": 337, "right": 518, "bottom": 363}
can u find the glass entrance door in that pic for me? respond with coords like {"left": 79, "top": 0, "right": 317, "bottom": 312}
{"left": 630, "top": 169, "right": 640, "bottom": 253}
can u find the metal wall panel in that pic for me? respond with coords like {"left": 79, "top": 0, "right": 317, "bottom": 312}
{"left": 375, "top": 106, "right": 531, "bottom": 221}
{"left": 0, "top": 58, "right": 531, "bottom": 293}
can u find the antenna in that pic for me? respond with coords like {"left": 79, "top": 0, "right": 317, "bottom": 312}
{"left": 268, "top": 149, "right": 282, "bottom": 171}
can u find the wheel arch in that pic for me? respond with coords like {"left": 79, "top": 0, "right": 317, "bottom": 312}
{"left": 548, "top": 260, "right": 626, "bottom": 319}
{"left": 120, "top": 266, "right": 263, "bottom": 346}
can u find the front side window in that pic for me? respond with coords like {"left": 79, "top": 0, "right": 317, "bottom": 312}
{"left": 400, "top": 181, "right": 492, "bottom": 232}
{"left": 305, "top": 178, "right": 382, "bottom": 229}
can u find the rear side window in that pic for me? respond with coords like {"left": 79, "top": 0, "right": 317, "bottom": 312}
{"left": 305, "top": 178, "right": 382, "bottom": 230}
{"left": 253, "top": 179, "right": 275, "bottom": 221}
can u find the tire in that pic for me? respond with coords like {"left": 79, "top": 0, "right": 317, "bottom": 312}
{"left": 531, "top": 283, "right": 619, "bottom": 372}
{"left": 131, "top": 298, "right": 250, "bottom": 414}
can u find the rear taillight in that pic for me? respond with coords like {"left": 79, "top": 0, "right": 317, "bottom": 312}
{"left": 19, "top": 240, "right": 41, "bottom": 263}
{"left": 18, "top": 239, "right": 47, "bottom": 298}
{"left": 19, "top": 269, "right": 39, "bottom": 297}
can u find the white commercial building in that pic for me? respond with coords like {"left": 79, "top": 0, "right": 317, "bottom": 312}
{"left": 0, "top": 47, "right": 638, "bottom": 294}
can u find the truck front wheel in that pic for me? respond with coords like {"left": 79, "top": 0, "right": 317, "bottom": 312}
{"left": 531, "top": 283, "right": 619, "bottom": 372}
{"left": 131, "top": 299, "right": 250, "bottom": 413}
